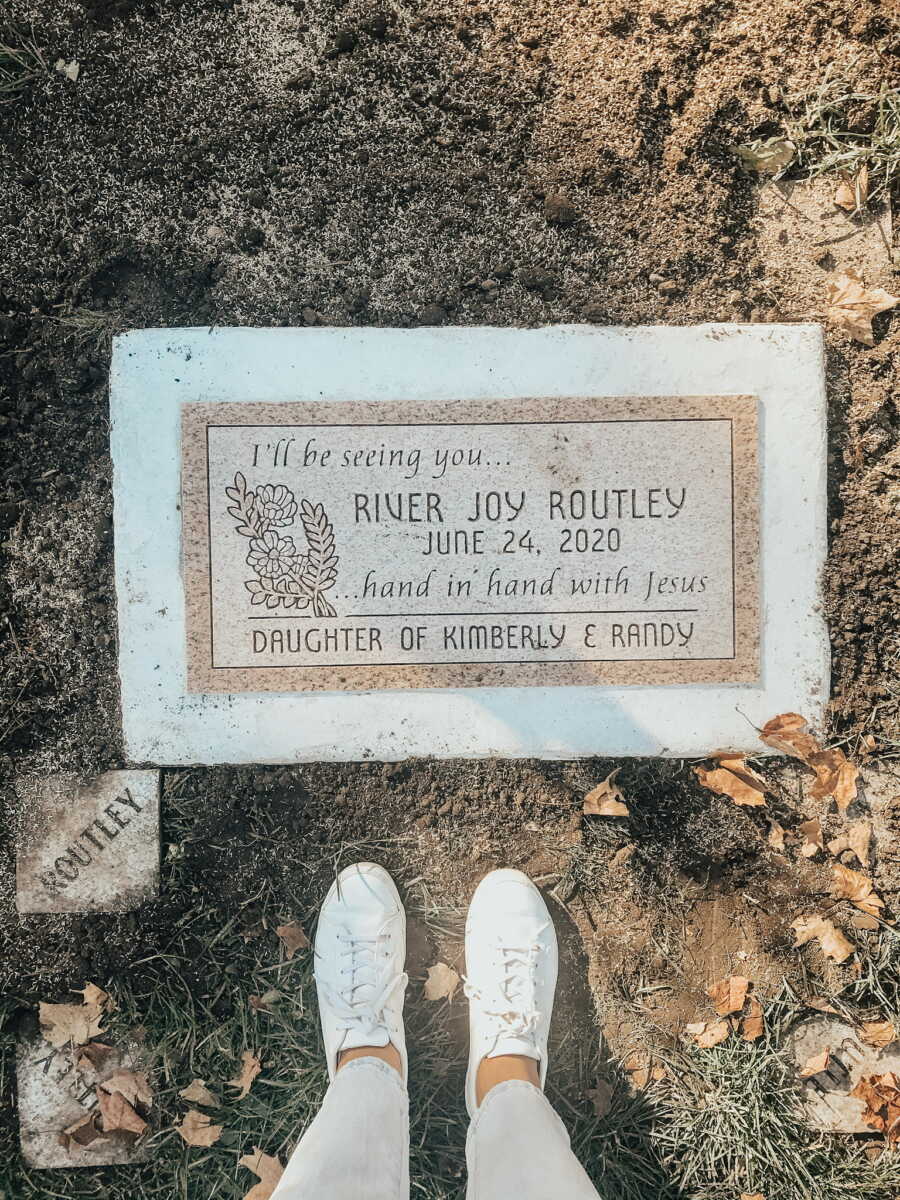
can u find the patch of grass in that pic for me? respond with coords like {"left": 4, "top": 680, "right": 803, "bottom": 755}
{"left": 656, "top": 996, "right": 900, "bottom": 1200}
{"left": 0, "top": 28, "right": 46, "bottom": 104}
{"left": 784, "top": 70, "right": 900, "bottom": 203}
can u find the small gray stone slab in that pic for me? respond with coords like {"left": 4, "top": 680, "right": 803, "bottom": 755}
{"left": 17, "top": 1036, "right": 150, "bottom": 1168}
{"left": 789, "top": 1015, "right": 900, "bottom": 1133}
{"left": 16, "top": 771, "right": 159, "bottom": 914}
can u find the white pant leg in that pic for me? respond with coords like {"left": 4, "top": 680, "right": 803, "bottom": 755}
{"left": 271, "top": 1058, "right": 409, "bottom": 1200}
{"left": 465, "top": 1080, "right": 601, "bottom": 1200}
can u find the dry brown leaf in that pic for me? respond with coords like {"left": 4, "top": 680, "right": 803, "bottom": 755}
{"left": 176, "top": 1109, "right": 223, "bottom": 1147}
{"left": 99, "top": 1070, "right": 153, "bottom": 1109}
{"left": 179, "top": 1078, "right": 219, "bottom": 1107}
{"left": 275, "top": 922, "right": 309, "bottom": 959}
{"left": 96, "top": 1086, "right": 147, "bottom": 1136}
{"left": 424, "top": 962, "right": 460, "bottom": 1002}
{"left": 707, "top": 975, "right": 750, "bottom": 1016}
{"left": 239, "top": 1146, "right": 285, "bottom": 1200}
{"left": 851, "top": 911, "right": 881, "bottom": 931}
{"left": 830, "top": 864, "right": 884, "bottom": 917}
{"left": 740, "top": 1194, "right": 765, "bottom": 1200}
{"left": 76, "top": 1041, "right": 115, "bottom": 1073}
{"left": 39, "top": 1001, "right": 104, "bottom": 1048}
{"left": 742, "top": 998, "right": 765, "bottom": 1042}
{"left": 583, "top": 770, "right": 629, "bottom": 817}
{"left": 850, "top": 1072, "right": 900, "bottom": 1144}
{"left": 826, "top": 270, "right": 900, "bottom": 346}
{"left": 60, "top": 1111, "right": 106, "bottom": 1152}
{"left": 735, "top": 136, "right": 795, "bottom": 174}
{"left": 623, "top": 1051, "right": 650, "bottom": 1087}
{"left": 587, "top": 1079, "right": 613, "bottom": 1118}
{"left": 227, "top": 1050, "right": 262, "bottom": 1099}
{"left": 798, "top": 818, "right": 824, "bottom": 858}
{"left": 250, "top": 991, "right": 282, "bottom": 1014}
{"left": 791, "top": 915, "right": 855, "bottom": 963}
{"left": 809, "top": 748, "right": 860, "bottom": 812}
{"left": 694, "top": 762, "right": 766, "bottom": 807}
{"left": 861, "top": 1020, "right": 898, "bottom": 1049}
{"left": 828, "top": 820, "right": 872, "bottom": 867}
{"left": 767, "top": 822, "right": 785, "bottom": 851}
{"left": 799, "top": 1048, "right": 830, "bottom": 1078}
{"left": 834, "top": 165, "right": 869, "bottom": 212}
{"left": 77, "top": 983, "right": 114, "bottom": 1011}
{"left": 610, "top": 844, "right": 636, "bottom": 870}
{"left": 687, "top": 1019, "right": 731, "bottom": 1048}
{"left": 759, "top": 712, "right": 822, "bottom": 760}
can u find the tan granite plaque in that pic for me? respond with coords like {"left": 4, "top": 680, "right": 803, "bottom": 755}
{"left": 182, "top": 396, "right": 759, "bottom": 692}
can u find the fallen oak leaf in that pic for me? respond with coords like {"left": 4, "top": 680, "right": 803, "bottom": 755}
{"left": 791, "top": 915, "right": 854, "bottom": 963}
{"left": 759, "top": 712, "right": 822, "bottom": 760}
{"left": 850, "top": 1072, "right": 900, "bottom": 1144}
{"left": 39, "top": 1001, "right": 104, "bottom": 1048}
{"left": 830, "top": 863, "right": 884, "bottom": 917}
{"left": 825, "top": 270, "right": 899, "bottom": 346}
{"left": 741, "top": 998, "right": 765, "bottom": 1042}
{"left": 76, "top": 1041, "right": 115, "bottom": 1073}
{"left": 809, "top": 747, "right": 860, "bottom": 812}
{"left": 694, "top": 761, "right": 766, "bottom": 807}
{"left": 707, "top": 975, "right": 750, "bottom": 1016}
{"left": 687, "top": 1019, "right": 731, "bottom": 1048}
{"left": 227, "top": 1050, "right": 262, "bottom": 1100}
{"left": 860, "top": 1020, "right": 898, "bottom": 1049}
{"left": 76, "top": 983, "right": 114, "bottom": 1011}
{"left": 799, "top": 1048, "right": 830, "bottom": 1078}
{"left": 798, "top": 818, "right": 824, "bottom": 858}
{"left": 60, "top": 1111, "right": 106, "bottom": 1152}
{"left": 834, "top": 164, "right": 869, "bottom": 212}
{"left": 583, "top": 770, "right": 629, "bottom": 817}
{"left": 827, "top": 820, "right": 872, "bottom": 867}
{"left": 96, "top": 1086, "right": 147, "bottom": 1136}
{"left": 275, "top": 922, "right": 309, "bottom": 959}
{"left": 767, "top": 822, "right": 785, "bottom": 851}
{"left": 99, "top": 1070, "right": 153, "bottom": 1109}
{"left": 176, "top": 1109, "right": 223, "bottom": 1147}
{"left": 740, "top": 1194, "right": 765, "bottom": 1200}
{"left": 239, "top": 1146, "right": 285, "bottom": 1200}
{"left": 424, "top": 962, "right": 460, "bottom": 1002}
{"left": 179, "top": 1078, "right": 219, "bottom": 1107}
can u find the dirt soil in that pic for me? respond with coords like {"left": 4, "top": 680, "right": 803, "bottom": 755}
{"left": 0, "top": 0, "right": 899, "bottom": 1193}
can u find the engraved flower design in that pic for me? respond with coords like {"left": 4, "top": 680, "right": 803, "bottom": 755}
{"left": 254, "top": 484, "right": 298, "bottom": 527}
{"left": 246, "top": 530, "right": 298, "bottom": 578}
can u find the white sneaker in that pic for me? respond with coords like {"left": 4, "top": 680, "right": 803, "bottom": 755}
{"left": 463, "top": 868, "right": 558, "bottom": 1116}
{"left": 313, "top": 862, "right": 408, "bottom": 1083}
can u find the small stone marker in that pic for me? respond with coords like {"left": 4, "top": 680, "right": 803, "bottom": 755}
{"left": 16, "top": 771, "right": 159, "bottom": 914}
{"left": 17, "top": 1036, "right": 150, "bottom": 1167}
{"left": 181, "top": 395, "right": 759, "bottom": 691}
{"left": 789, "top": 1015, "right": 900, "bottom": 1134}
{"left": 111, "top": 325, "right": 828, "bottom": 762}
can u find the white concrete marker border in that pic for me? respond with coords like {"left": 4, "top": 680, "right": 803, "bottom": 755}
{"left": 110, "top": 325, "right": 828, "bottom": 763}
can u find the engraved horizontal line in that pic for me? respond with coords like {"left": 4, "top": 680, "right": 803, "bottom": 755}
{"left": 205, "top": 418, "right": 732, "bottom": 429}
{"left": 246, "top": 608, "right": 701, "bottom": 620}
{"left": 211, "top": 654, "right": 739, "bottom": 669}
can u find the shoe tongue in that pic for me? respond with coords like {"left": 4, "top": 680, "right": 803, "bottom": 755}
{"left": 340, "top": 1023, "right": 391, "bottom": 1053}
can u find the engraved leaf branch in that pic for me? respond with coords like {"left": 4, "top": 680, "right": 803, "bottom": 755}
{"left": 225, "top": 472, "right": 339, "bottom": 616}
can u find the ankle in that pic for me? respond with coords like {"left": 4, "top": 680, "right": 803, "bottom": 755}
{"left": 337, "top": 1043, "right": 403, "bottom": 1076}
{"left": 475, "top": 1053, "right": 540, "bottom": 1106}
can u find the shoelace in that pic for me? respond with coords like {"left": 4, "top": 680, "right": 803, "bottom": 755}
{"left": 320, "top": 932, "right": 408, "bottom": 1039}
{"left": 463, "top": 935, "right": 545, "bottom": 1041}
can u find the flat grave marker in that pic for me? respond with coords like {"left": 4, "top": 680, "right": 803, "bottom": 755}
{"left": 16, "top": 771, "right": 160, "bottom": 914}
{"left": 17, "top": 1036, "right": 150, "bottom": 1168}
{"left": 111, "top": 324, "right": 828, "bottom": 763}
